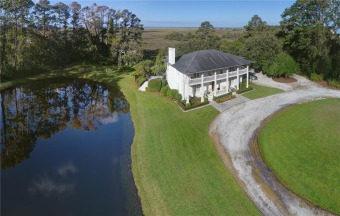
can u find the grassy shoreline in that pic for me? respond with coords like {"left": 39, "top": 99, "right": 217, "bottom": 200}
{"left": 259, "top": 99, "right": 340, "bottom": 215}
{"left": 1, "top": 67, "right": 260, "bottom": 215}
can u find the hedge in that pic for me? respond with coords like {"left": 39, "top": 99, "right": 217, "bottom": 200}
{"left": 213, "top": 92, "right": 235, "bottom": 103}
{"left": 147, "top": 78, "right": 167, "bottom": 92}
{"left": 177, "top": 100, "right": 209, "bottom": 111}
{"left": 160, "top": 86, "right": 170, "bottom": 96}
{"left": 167, "top": 89, "right": 182, "bottom": 101}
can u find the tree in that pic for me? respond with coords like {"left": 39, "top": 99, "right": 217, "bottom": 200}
{"left": 135, "top": 60, "right": 153, "bottom": 78}
{"left": 281, "top": 0, "right": 339, "bottom": 33}
{"left": 110, "top": 9, "right": 143, "bottom": 65}
{"left": 153, "top": 49, "right": 166, "bottom": 75}
{"left": 280, "top": 0, "right": 340, "bottom": 79}
{"left": 244, "top": 15, "right": 268, "bottom": 37}
{"left": 220, "top": 40, "right": 244, "bottom": 56}
{"left": 243, "top": 31, "right": 283, "bottom": 71}
{"left": 34, "top": 0, "right": 52, "bottom": 37}
{"left": 266, "top": 52, "right": 300, "bottom": 77}
{"left": 196, "top": 21, "right": 215, "bottom": 40}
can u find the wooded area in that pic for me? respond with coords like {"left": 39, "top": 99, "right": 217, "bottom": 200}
{"left": 1, "top": 0, "right": 339, "bottom": 85}
{"left": 0, "top": 0, "right": 143, "bottom": 81}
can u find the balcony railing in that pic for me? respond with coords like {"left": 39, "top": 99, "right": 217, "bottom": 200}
{"left": 188, "top": 69, "right": 247, "bottom": 86}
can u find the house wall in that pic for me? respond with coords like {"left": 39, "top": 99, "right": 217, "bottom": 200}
{"left": 166, "top": 65, "right": 186, "bottom": 99}
{"left": 167, "top": 64, "right": 248, "bottom": 100}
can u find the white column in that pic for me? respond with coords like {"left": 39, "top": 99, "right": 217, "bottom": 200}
{"left": 226, "top": 69, "right": 229, "bottom": 93}
{"left": 214, "top": 71, "right": 217, "bottom": 96}
{"left": 246, "top": 66, "right": 249, "bottom": 88}
{"left": 185, "top": 77, "right": 190, "bottom": 104}
{"left": 237, "top": 68, "right": 240, "bottom": 90}
{"left": 201, "top": 74, "right": 204, "bottom": 102}
{"left": 182, "top": 81, "right": 186, "bottom": 101}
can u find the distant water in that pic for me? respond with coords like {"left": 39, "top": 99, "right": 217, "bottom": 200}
{"left": 0, "top": 78, "right": 142, "bottom": 216}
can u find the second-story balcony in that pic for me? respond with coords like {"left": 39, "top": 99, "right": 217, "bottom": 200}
{"left": 188, "top": 69, "right": 247, "bottom": 86}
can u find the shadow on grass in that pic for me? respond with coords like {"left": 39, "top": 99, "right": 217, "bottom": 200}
{"left": 1, "top": 65, "right": 127, "bottom": 90}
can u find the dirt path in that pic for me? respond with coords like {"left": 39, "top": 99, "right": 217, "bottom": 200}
{"left": 210, "top": 76, "right": 340, "bottom": 216}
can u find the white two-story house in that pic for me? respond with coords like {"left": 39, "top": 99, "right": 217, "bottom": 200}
{"left": 166, "top": 48, "right": 252, "bottom": 102}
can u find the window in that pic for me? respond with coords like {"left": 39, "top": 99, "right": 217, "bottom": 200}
{"left": 194, "top": 73, "right": 199, "bottom": 78}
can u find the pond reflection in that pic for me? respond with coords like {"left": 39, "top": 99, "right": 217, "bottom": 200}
{"left": 0, "top": 78, "right": 142, "bottom": 216}
{"left": 1, "top": 78, "right": 129, "bottom": 168}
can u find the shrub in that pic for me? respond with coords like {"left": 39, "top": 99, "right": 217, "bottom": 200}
{"left": 167, "top": 89, "right": 182, "bottom": 100}
{"left": 328, "top": 80, "right": 340, "bottom": 88}
{"left": 160, "top": 86, "right": 170, "bottom": 96}
{"left": 177, "top": 100, "right": 209, "bottom": 111}
{"left": 266, "top": 52, "right": 300, "bottom": 77}
{"left": 213, "top": 92, "right": 235, "bottom": 103}
{"left": 117, "top": 65, "right": 134, "bottom": 73}
{"left": 148, "top": 78, "right": 163, "bottom": 92}
{"left": 136, "top": 76, "right": 147, "bottom": 87}
{"left": 147, "top": 78, "right": 168, "bottom": 92}
{"left": 189, "top": 97, "right": 202, "bottom": 105}
{"left": 310, "top": 73, "right": 324, "bottom": 81}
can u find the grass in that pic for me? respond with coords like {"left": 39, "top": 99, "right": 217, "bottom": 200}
{"left": 259, "top": 99, "right": 340, "bottom": 215}
{"left": 1, "top": 67, "right": 260, "bottom": 215}
{"left": 119, "top": 76, "right": 260, "bottom": 215}
{"left": 142, "top": 27, "right": 243, "bottom": 50}
{"left": 242, "top": 84, "right": 283, "bottom": 99}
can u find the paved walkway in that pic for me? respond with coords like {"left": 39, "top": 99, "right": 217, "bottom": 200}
{"left": 210, "top": 94, "right": 250, "bottom": 112}
{"left": 210, "top": 76, "right": 340, "bottom": 216}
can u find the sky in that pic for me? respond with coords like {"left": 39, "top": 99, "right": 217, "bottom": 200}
{"left": 47, "top": 0, "right": 295, "bottom": 28}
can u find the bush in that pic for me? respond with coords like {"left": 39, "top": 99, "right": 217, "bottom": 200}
{"left": 189, "top": 97, "right": 202, "bottom": 105}
{"left": 147, "top": 78, "right": 167, "bottom": 92}
{"left": 266, "top": 52, "right": 300, "bottom": 77}
{"left": 147, "top": 78, "right": 162, "bottom": 92}
{"left": 328, "top": 80, "right": 340, "bottom": 88}
{"left": 177, "top": 100, "right": 209, "bottom": 111}
{"left": 237, "top": 86, "right": 253, "bottom": 94}
{"left": 117, "top": 65, "right": 134, "bottom": 73}
{"left": 167, "top": 89, "right": 182, "bottom": 100}
{"left": 310, "top": 73, "right": 324, "bottom": 81}
{"left": 160, "top": 86, "right": 170, "bottom": 96}
{"left": 136, "top": 76, "right": 147, "bottom": 87}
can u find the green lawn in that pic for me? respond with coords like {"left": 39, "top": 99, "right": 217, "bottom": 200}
{"left": 119, "top": 76, "right": 260, "bottom": 215}
{"left": 242, "top": 84, "right": 283, "bottom": 99}
{"left": 259, "top": 99, "right": 340, "bottom": 215}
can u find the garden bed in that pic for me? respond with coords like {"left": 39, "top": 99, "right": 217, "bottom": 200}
{"left": 272, "top": 77, "right": 297, "bottom": 83}
{"left": 213, "top": 92, "right": 235, "bottom": 103}
{"left": 177, "top": 97, "right": 209, "bottom": 111}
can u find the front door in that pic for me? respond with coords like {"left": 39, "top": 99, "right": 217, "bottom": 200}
{"left": 211, "top": 82, "right": 215, "bottom": 91}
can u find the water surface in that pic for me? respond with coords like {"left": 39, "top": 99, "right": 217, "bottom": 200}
{"left": 1, "top": 78, "right": 142, "bottom": 216}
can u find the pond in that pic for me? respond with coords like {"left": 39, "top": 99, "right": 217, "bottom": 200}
{"left": 0, "top": 78, "right": 142, "bottom": 216}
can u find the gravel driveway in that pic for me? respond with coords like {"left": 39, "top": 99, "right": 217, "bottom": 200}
{"left": 210, "top": 75, "right": 340, "bottom": 216}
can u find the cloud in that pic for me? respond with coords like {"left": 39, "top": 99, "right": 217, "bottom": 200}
{"left": 100, "top": 112, "right": 119, "bottom": 125}
{"left": 57, "top": 162, "right": 78, "bottom": 177}
{"left": 28, "top": 176, "right": 74, "bottom": 196}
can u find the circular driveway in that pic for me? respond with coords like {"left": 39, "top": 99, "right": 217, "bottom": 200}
{"left": 210, "top": 75, "right": 340, "bottom": 215}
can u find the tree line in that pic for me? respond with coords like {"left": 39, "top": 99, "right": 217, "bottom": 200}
{"left": 0, "top": 0, "right": 143, "bottom": 80}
